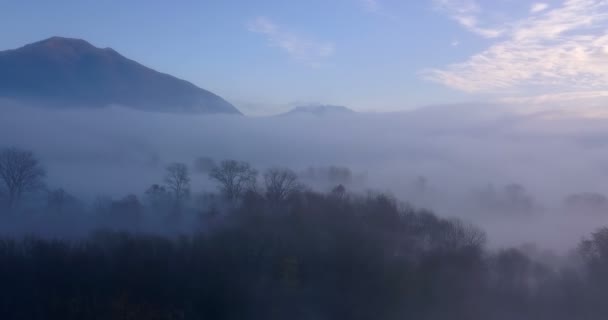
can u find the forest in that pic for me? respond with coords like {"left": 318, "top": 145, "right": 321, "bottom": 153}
{"left": 1, "top": 146, "right": 608, "bottom": 320}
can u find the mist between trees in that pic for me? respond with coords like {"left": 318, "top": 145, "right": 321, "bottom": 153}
{"left": 7, "top": 103, "right": 608, "bottom": 250}
{"left": 2, "top": 146, "right": 608, "bottom": 319}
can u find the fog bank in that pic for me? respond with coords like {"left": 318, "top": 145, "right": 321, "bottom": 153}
{"left": 2, "top": 102, "right": 608, "bottom": 249}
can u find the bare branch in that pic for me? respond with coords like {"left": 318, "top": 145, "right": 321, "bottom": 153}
{"left": 0, "top": 147, "right": 46, "bottom": 209}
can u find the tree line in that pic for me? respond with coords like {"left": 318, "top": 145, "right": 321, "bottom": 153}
{"left": 2, "top": 147, "right": 608, "bottom": 319}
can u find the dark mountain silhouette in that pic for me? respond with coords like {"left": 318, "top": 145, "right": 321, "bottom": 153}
{"left": 279, "top": 104, "right": 355, "bottom": 116}
{"left": 0, "top": 37, "right": 241, "bottom": 114}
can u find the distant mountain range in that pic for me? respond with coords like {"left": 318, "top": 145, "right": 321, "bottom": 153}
{"left": 0, "top": 37, "right": 241, "bottom": 114}
{"left": 279, "top": 104, "right": 355, "bottom": 116}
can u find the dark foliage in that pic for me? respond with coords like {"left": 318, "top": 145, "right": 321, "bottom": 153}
{"left": 0, "top": 151, "right": 607, "bottom": 319}
{"left": 0, "top": 188, "right": 604, "bottom": 320}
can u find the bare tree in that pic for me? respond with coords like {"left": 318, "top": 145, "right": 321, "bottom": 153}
{"left": 441, "top": 218, "right": 487, "bottom": 250}
{"left": 164, "top": 163, "right": 190, "bottom": 204}
{"left": 264, "top": 167, "right": 301, "bottom": 202}
{"left": 0, "top": 147, "right": 46, "bottom": 209}
{"left": 209, "top": 160, "right": 257, "bottom": 201}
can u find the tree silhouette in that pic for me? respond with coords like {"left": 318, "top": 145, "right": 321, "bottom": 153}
{"left": 209, "top": 160, "right": 257, "bottom": 201}
{"left": 164, "top": 163, "right": 190, "bottom": 205}
{"left": 263, "top": 167, "right": 301, "bottom": 202}
{"left": 0, "top": 147, "right": 46, "bottom": 209}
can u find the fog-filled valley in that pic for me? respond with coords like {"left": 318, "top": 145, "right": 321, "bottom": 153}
{"left": 6, "top": 101, "right": 608, "bottom": 319}
{"left": 3, "top": 102, "right": 608, "bottom": 249}
{"left": 9, "top": 0, "right": 608, "bottom": 317}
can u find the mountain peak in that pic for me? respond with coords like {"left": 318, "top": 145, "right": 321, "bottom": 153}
{"left": 280, "top": 104, "right": 355, "bottom": 117}
{"left": 23, "top": 36, "right": 97, "bottom": 52}
{"left": 37, "top": 36, "right": 93, "bottom": 46}
{"left": 0, "top": 37, "right": 241, "bottom": 114}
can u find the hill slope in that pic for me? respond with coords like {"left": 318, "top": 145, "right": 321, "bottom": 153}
{"left": 0, "top": 37, "right": 241, "bottom": 114}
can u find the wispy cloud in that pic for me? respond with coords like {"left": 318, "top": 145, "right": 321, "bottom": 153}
{"left": 500, "top": 90, "right": 608, "bottom": 105}
{"left": 425, "top": 0, "right": 608, "bottom": 98}
{"left": 248, "top": 17, "right": 335, "bottom": 67}
{"left": 530, "top": 3, "right": 550, "bottom": 14}
{"left": 433, "top": 0, "right": 505, "bottom": 38}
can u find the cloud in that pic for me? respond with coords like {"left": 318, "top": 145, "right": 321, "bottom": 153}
{"left": 425, "top": 0, "right": 608, "bottom": 96}
{"left": 248, "top": 16, "right": 335, "bottom": 67}
{"left": 433, "top": 0, "right": 505, "bottom": 38}
{"left": 247, "top": 16, "right": 278, "bottom": 34}
{"left": 499, "top": 90, "right": 608, "bottom": 105}
{"left": 530, "top": 3, "right": 550, "bottom": 13}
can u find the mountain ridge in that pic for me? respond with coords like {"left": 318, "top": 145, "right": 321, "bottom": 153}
{"left": 0, "top": 37, "right": 241, "bottom": 114}
{"left": 279, "top": 104, "right": 355, "bottom": 117}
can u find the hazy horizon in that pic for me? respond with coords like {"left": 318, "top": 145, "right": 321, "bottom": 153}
{"left": 5, "top": 0, "right": 608, "bottom": 115}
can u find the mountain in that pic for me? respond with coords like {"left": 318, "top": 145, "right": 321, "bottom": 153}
{"left": 0, "top": 37, "right": 241, "bottom": 114}
{"left": 280, "top": 104, "right": 355, "bottom": 117}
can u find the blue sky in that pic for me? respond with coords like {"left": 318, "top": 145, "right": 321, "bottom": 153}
{"left": 2, "top": 0, "right": 608, "bottom": 114}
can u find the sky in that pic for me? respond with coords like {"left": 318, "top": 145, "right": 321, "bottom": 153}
{"left": 2, "top": 0, "right": 608, "bottom": 115}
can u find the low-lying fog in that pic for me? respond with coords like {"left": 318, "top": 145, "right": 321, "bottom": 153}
{"left": 2, "top": 101, "right": 608, "bottom": 250}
